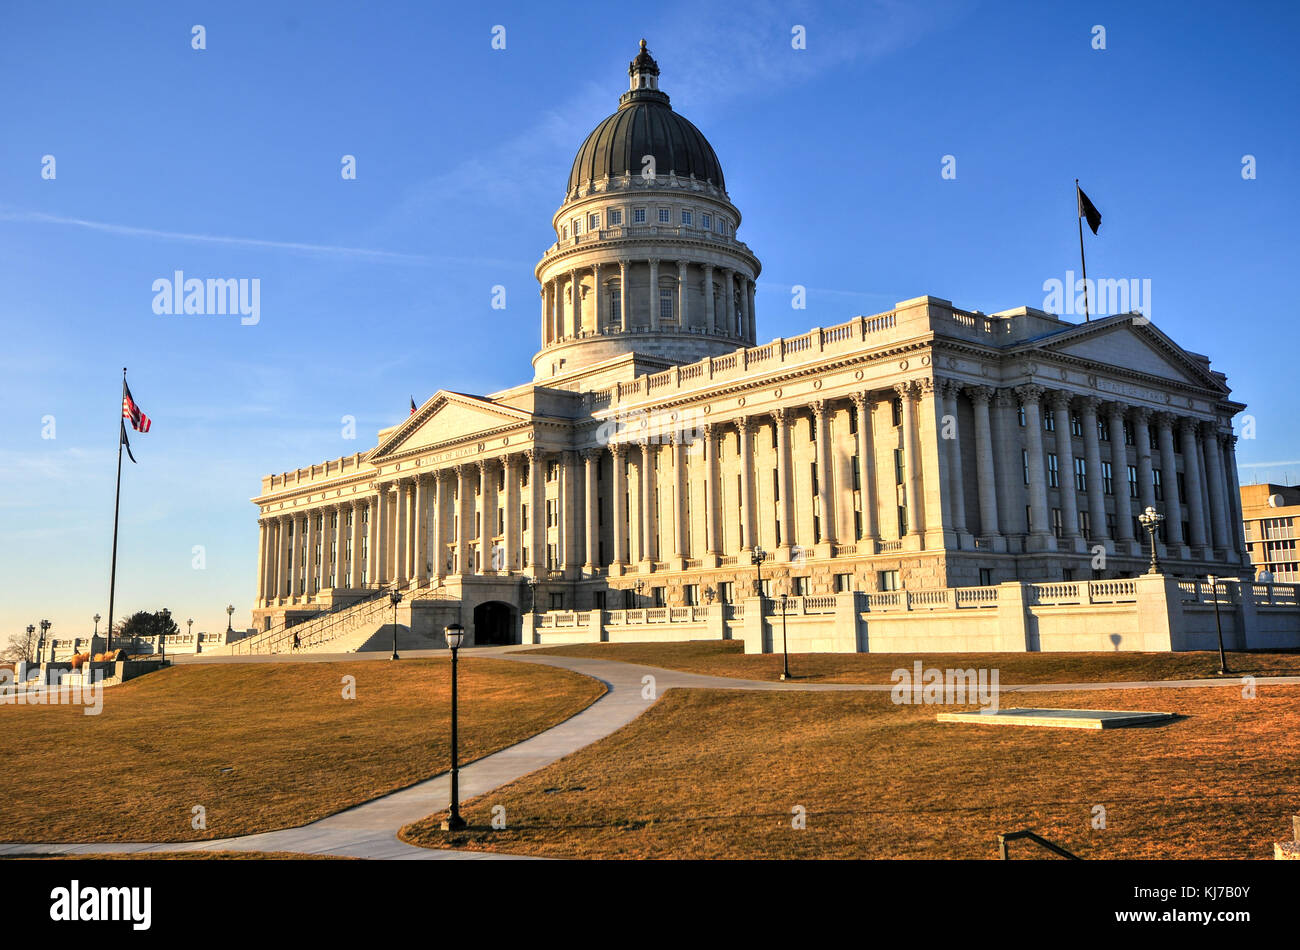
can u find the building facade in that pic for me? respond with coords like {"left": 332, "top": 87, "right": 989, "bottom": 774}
{"left": 246, "top": 42, "right": 1252, "bottom": 647}
{"left": 1240, "top": 483, "right": 1300, "bottom": 582}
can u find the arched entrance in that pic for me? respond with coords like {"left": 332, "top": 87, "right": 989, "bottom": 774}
{"left": 472, "top": 601, "right": 517, "bottom": 646}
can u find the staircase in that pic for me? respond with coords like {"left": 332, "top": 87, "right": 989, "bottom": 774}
{"left": 226, "top": 582, "right": 457, "bottom": 656}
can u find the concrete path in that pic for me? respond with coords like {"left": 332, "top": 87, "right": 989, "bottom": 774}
{"left": 4, "top": 648, "right": 1297, "bottom": 860}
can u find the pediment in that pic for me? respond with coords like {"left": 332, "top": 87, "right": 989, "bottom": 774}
{"left": 1026, "top": 316, "right": 1225, "bottom": 393}
{"left": 371, "top": 391, "right": 533, "bottom": 460}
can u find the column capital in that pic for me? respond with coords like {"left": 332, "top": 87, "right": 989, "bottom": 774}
{"left": 893, "top": 380, "right": 916, "bottom": 400}
{"left": 735, "top": 415, "right": 752, "bottom": 434}
{"left": 967, "top": 384, "right": 996, "bottom": 406}
{"left": 607, "top": 441, "right": 627, "bottom": 460}
{"left": 1153, "top": 410, "right": 1177, "bottom": 430}
{"left": 850, "top": 390, "right": 870, "bottom": 410}
{"left": 1014, "top": 383, "right": 1045, "bottom": 404}
{"left": 1102, "top": 400, "right": 1128, "bottom": 421}
{"left": 1176, "top": 416, "right": 1199, "bottom": 436}
{"left": 582, "top": 447, "right": 603, "bottom": 462}
{"left": 1046, "top": 389, "right": 1073, "bottom": 412}
{"left": 993, "top": 387, "right": 1017, "bottom": 409}
{"left": 770, "top": 406, "right": 788, "bottom": 425}
{"left": 810, "top": 399, "right": 828, "bottom": 418}
{"left": 1132, "top": 405, "right": 1153, "bottom": 425}
{"left": 1076, "top": 395, "right": 1102, "bottom": 415}
{"left": 914, "top": 377, "right": 937, "bottom": 398}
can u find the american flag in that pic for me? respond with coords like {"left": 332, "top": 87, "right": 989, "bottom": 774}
{"left": 123, "top": 381, "right": 151, "bottom": 432}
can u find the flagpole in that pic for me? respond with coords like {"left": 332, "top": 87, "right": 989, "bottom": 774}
{"left": 107, "top": 367, "right": 126, "bottom": 653}
{"left": 1076, "top": 179, "right": 1091, "bottom": 322}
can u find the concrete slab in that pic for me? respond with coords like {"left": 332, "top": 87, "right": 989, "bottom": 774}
{"left": 936, "top": 707, "right": 1177, "bottom": 730}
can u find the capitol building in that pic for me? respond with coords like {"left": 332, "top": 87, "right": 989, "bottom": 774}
{"left": 239, "top": 42, "right": 1274, "bottom": 655}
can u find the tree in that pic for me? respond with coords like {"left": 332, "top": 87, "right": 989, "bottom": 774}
{"left": 3, "top": 630, "right": 36, "bottom": 663}
{"left": 113, "top": 610, "right": 179, "bottom": 644}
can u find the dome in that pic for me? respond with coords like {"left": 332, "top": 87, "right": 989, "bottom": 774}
{"left": 566, "top": 42, "right": 725, "bottom": 195}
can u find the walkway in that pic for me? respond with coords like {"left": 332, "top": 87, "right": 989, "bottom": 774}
{"left": 3, "top": 647, "right": 1295, "bottom": 859}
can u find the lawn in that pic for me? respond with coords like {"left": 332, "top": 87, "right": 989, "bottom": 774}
{"left": 401, "top": 681, "right": 1300, "bottom": 859}
{"left": 518, "top": 640, "right": 1300, "bottom": 684}
{"left": 0, "top": 658, "right": 604, "bottom": 843}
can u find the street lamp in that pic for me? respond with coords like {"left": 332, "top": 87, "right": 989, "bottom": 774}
{"left": 388, "top": 588, "right": 403, "bottom": 660}
{"left": 93, "top": 613, "right": 101, "bottom": 637}
{"left": 159, "top": 608, "right": 171, "bottom": 660}
{"left": 187, "top": 618, "right": 193, "bottom": 641}
{"left": 527, "top": 578, "right": 537, "bottom": 615}
{"left": 1206, "top": 574, "right": 1231, "bottom": 675}
{"left": 39, "top": 619, "right": 50, "bottom": 662}
{"left": 26, "top": 624, "right": 35, "bottom": 663}
{"left": 751, "top": 545, "right": 767, "bottom": 595}
{"left": 1138, "top": 506, "right": 1165, "bottom": 575}
{"left": 225, "top": 604, "right": 235, "bottom": 633}
{"left": 441, "top": 622, "right": 468, "bottom": 832}
{"left": 779, "top": 591, "right": 792, "bottom": 681}
{"left": 634, "top": 579, "right": 645, "bottom": 607}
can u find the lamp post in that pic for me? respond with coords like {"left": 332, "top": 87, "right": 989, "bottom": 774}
{"left": 225, "top": 604, "right": 234, "bottom": 633}
{"left": 634, "top": 579, "right": 645, "bottom": 608}
{"left": 389, "top": 588, "right": 403, "bottom": 660}
{"left": 39, "top": 619, "right": 50, "bottom": 663}
{"left": 1138, "top": 506, "right": 1165, "bottom": 575}
{"left": 1206, "top": 574, "right": 1231, "bottom": 675}
{"left": 26, "top": 624, "right": 35, "bottom": 663}
{"left": 441, "top": 622, "right": 468, "bottom": 831}
{"left": 159, "top": 608, "right": 171, "bottom": 660}
{"left": 187, "top": 618, "right": 193, "bottom": 642}
{"left": 779, "top": 591, "right": 792, "bottom": 681}
{"left": 527, "top": 578, "right": 537, "bottom": 615}
{"left": 93, "top": 613, "right": 101, "bottom": 637}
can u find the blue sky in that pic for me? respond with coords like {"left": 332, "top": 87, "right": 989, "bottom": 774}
{"left": 2, "top": 0, "right": 1297, "bottom": 640}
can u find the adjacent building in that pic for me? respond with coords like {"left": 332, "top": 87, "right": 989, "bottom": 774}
{"left": 1240, "top": 483, "right": 1300, "bottom": 582}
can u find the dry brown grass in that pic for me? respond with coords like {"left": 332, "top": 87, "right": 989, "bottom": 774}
{"left": 0, "top": 658, "right": 603, "bottom": 843}
{"left": 401, "top": 681, "right": 1300, "bottom": 859}
{"left": 10, "top": 852, "right": 350, "bottom": 860}
{"left": 520, "top": 640, "right": 1300, "bottom": 684}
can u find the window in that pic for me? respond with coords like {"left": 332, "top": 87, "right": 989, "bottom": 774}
{"left": 684, "top": 584, "right": 699, "bottom": 606}
{"left": 848, "top": 410, "right": 858, "bottom": 435}
{"left": 1124, "top": 421, "right": 1135, "bottom": 445}
{"left": 892, "top": 398, "right": 903, "bottom": 427}
{"left": 719, "top": 581, "right": 734, "bottom": 603}
{"left": 571, "top": 217, "right": 581, "bottom": 235}
{"left": 588, "top": 213, "right": 600, "bottom": 230}
{"left": 594, "top": 590, "right": 607, "bottom": 610}
{"left": 897, "top": 506, "right": 908, "bottom": 537}
{"left": 547, "top": 543, "right": 558, "bottom": 570}
{"left": 1080, "top": 509, "right": 1091, "bottom": 540}
{"left": 1102, "top": 460, "right": 1113, "bottom": 494}
{"left": 878, "top": 570, "right": 900, "bottom": 592}
{"left": 1150, "top": 428, "right": 1159, "bottom": 450}
{"left": 1018, "top": 406, "right": 1026, "bottom": 427}
{"left": 561, "top": 224, "right": 568, "bottom": 239}
{"left": 608, "top": 208, "right": 622, "bottom": 226}
{"left": 835, "top": 573, "right": 854, "bottom": 593}
{"left": 1023, "top": 449, "right": 1030, "bottom": 485}
{"left": 1128, "top": 465, "right": 1139, "bottom": 499}
{"left": 1062, "top": 568, "right": 1075, "bottom": 581}
{"left": 652, "top": 586, "right": 665, "bottom": 607}
{"left": 979, "top": 568, "right": 994, "bottom": 586}
{"left": 611, "top": 289, "right": 621, "bottom": 322}
{"left": 633, "top": 208, "right": 646, "bottom": 224}
{"left": 1070, "top": 413, "right": 1083, "bottom": 437}
{"left": 1047, "top": 453, "right": 1059, "bottom": 488}
{"left": 681, "top": 210, "right": 692, "bottom": 226}
{"left": 792, "top": 576, "right": 809, "bottom": 597}
{"left": 521, "top": 504, "right": 528, "bottom": 531}
{"left": 1052, "top": 508, "right": 1063, "bottom": 538}
{"left": 659, "top": 288, "right": 674, "bottom": 322}
{"left": 547, "top": 460, "right": 559, "bottom": 481}
{"left": 1177, "top": 472, "right": 1186, "bottom": 499}
{"left": 894, "top": 449, "right": 905, "bottom": 485}
{"left": 851, "top": 456, "right": 861, "bottom": 492}
{"left": 658, "top": 208, "right": 671, "bottom": 224}
{"left": 1074, "top": 456, "right": 1087, "bottom": 492}
{"left": 623, "top": 588, "right": 635, "bottom": 609}
{"left": 550, "top": 592, "right": 564, "bottom": 610}
{"left": 1044, "top": 412, "right": 1055, "bottom": 432}
{"left": 546, "top": 499, "right": 557, "bottom": 527}
{"left": 1098, "top": 417, "right": 1110, "bottom": 442}
{"left": 808, "top": 416, "right": 817, "bottom": 441}
{"left": 701, "top": 213, "right": 712, "bottom": 229}
{"left": 1153, "top": 469, "right": 1164, "bottom": 501}
{"left": 1106, "top": 512, "right": 1117, "bottom": 538}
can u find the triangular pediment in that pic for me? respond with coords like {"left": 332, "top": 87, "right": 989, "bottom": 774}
{"left": 370, "top": 391, "right": 534, "bottom": 460}
{"left": 1022, "top": 315, "right": 1227, "bottom": 394}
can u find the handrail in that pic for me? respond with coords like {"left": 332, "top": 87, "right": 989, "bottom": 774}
{"left": 996, "top": 830, "right": 1081, "bottom": 860}
{"left": 233, "top": 583, "right": 392, "bottom": 655}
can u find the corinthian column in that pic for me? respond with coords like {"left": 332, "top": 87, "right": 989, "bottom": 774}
{"left": 350, "top": 499, "right": 365, "bottom": 587}
{"left": 850, "top": 393, "right": 879, "bottom": 546}
{"left": 737, "top": 417, "right": 756, "bottom": 553}
{"left": 583, "top": 450, "right": 600, "bottom": 573}
{"left": 609, "top": 443, "right": 628, "bottom": 571}
{"left": 702, "top": 425, "right": 721, "bottom": 565}
{"left": 677, "top": 261, "right": 689, "bottom": 328}
{"left": 1178, "top": 419, "right": 1209, "bottom": 557}
{"left": 1048, "top": 391, "right": 1082, "bottom": 547}
{"left": 967, "top": 386, "right": 1002, "bottom": 547}
{"left": 703, "top": 263, "right": 716, "bottom": 333}
{"left": 638, "top": 439, "right": 655, "bottom": 564}
{"left": 940, "top": 381, "right": 969, "bottom": 546}
{"left": 527, "top": 450, "right": 546, "bottom": 577}
{"left": 1078, "top": 396, "right": 1110, "bottom": 547}
{"left": 812, "top": 399, "right": 836, "bottom": 549}
{"left": 648, "top": 259, "right": 660, "bottom": 330}
{"left": 772, "top": 408, "right": 795, "bottom": 558}
{"left": 617, "top": 259, "right": 629, "bottom": 331}
{"left": 1107, "top": 403, "right": 1136, "bottom": 549}
{"left": 1154, "top": 413, "right": 1186, "bottom": 554}
{"left": 1016, "top": 385, "right": 1054, "bottom": 550}
{"left": 1202, "top": 421, "right": 1231, "bottom": 559}
{"left": 895, "top": 382, "right": 922, "bottom": 541}
{"left": 503, "top": 454, "right": 519, "bottom": 573}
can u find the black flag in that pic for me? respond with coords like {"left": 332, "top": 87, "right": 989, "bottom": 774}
{"left": 1077, "top": 184, "right": 1102, "bottom": 235}
{"left": 410, "top": 396, "right": 417, "bottom": 415}
{"left": 120, "top": 420, "right": 137, "bottom": 463}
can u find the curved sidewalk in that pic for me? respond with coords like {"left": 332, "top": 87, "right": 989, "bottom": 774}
{"left": 3, "top": 650, "right": 1296, "bottom": 860}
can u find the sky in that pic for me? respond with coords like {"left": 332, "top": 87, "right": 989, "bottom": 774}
{"left": 2, "top": 0, "right": 1297, "bottom": 641}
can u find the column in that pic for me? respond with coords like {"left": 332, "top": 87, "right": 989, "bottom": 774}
{"left": 540, "top": 285, "right": 548, "bottom": 346}
{"left": 739, "top": 276, "right": 752, "bottom": 340}
{"left": 638, "top": 440, "right": 655, "bottom": 563}
{"left": 333, "top": 504, "right": 348, "bottom": 589}
{"left": 702, "top": 425, "right": 720, "bottom": 561}
{"left": 551, "top": 279, "right": 561, "bottom": 342}
{"left": 812, "top": 400, "right": 836, "bottom": 547}
{"left": 648, "top": 259, "right": 660, "bottom": 330}
{"left": 503, "top": 455, "right": 519, "bottom": 573}
{"left": 305, "top": 510, "right": 319, "bottom": 595}
{"left": 527, "top": 450, "right": 546, "bottom": 576}
{"left": 772, "top": 408, "right": 795, "bottom": 557}
{"left": 562, "top": 450, "right": 580, "bottom": 573}
{"left": 350, "top": 499, "right": 365, "bottom": 587}
{"left": 915, "top": 378, "right": 950, "bottom": 549}
{"left": 1133, "top": 408, "right": 1157, "bottom": 514}
{"left": 746, "top": 278, "right": 756, "bottom": 340}
{"left": 617, "top": 260, "right": 629, "bottom": 331}
{"left": 1155, "top": 413, "right": 1186, "bottom": 549}
{"left": 1178, "top": 419, "right": 1209, "bottom": 555}
{"left": 1016, "top": 385, "right": 1053, "bottom": 547}
{"left": 414, "top": 475, "right": 429, "bottom": 584}
{"left": 721, "top": 269, "right": 734, "bottom": 334}
{"left": 1078, "top": 397, "right": 1109, "bottom": 545}
{"left": 394, "top": 481, "right": 409, "bottom": 585}
{"left": 1202, "top": 422, "right": 1230, "bottom": 557}
{"left": 677, "top": 261, "right": 689, "bottom": 329}
{"left": 851, "top": 393, "right": 879, "bottom": 544}
{"left": 1223, "top": 434, "right": 1246, "bottom": 564}
{"left": 993, "top": 389, "right": 1026, "bottom": 538}
{"left": 1107, "top": 404, "right": 1135, "bottom": 545}
{"left": 371, "top": 488, "right": 385, "bottom": 584}
{"left": 671, "top": 430, "right": 688, "bottom": 564}
{"left": 1048, "top": 391, "right": 1082, "bottom": 544}
{"left": 584, "top": 450, "right": 600, "bottom": 572}
{"left": 593, "top": 263, "right": 605, "bottom": 332}
{"left": 896, "top": 383, "right": 922, "bottom": 538}
{"left": 940, "top": 382, "right": 969, "bottom": 543}
{"left": 967, "top": 386, "right": 1001, "bottom": 543}
{"left": 737, "top": 417, "right": 756, "bottom": 552}
{"left": 480, "top": 459, "right": 498, "bottom": 570}
{"left": 704, "top": 263, "right": 716, "bottom": 333}
{"left": 255, "top": 520, "right": 268, "bottom": 605}
{"left": 457, "top": 466, "right": 474, "bottom": 574}
{"left": 610, "top": 444, "right": 628, "bottom": 568}
{"left": 570, "top": 269, "right": 582, "bottom": 336}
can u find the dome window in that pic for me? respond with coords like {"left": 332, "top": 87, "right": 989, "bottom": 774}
{"left": 588, "top": 212, "right": 600, "bottom": 230}
{"left": 608, "top": 209, "right": 623, "bottom": 226}
{"left": 572, "top": 217, "right": 582, "bottom": 235}
{"left": 701, "top": 213, "right": 712, "bottom": 230}
{"left": 561, "top": 224, "right": 568, "bottom": 239}
{"left": 659, "top": 289, "right": 675, "bottom": 323}
{"left": 658, "top": 208, "right": 671, "bottom": 224}
{"left": 633, "top": 208, "right": 647, "bottom": 224}
{"left": 681, "top": 210, "right": 692, "bottom": 226}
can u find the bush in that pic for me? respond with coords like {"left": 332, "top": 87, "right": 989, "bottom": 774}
{"left": 69, "top": 653, "right": 86, "bottom": 670}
